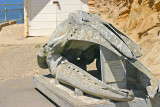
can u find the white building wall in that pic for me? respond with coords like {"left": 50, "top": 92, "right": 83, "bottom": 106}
{"left": 24, "top": 0, "right": 89, "bottom": 36}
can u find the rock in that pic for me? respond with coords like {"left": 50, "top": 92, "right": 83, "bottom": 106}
{"left": 158, "top": 30, "right": 160, "bottom": 43}
{"left": 0, "top": 24, "right": 2, "bottom": 31}
{"left": 9, "top": 20, "right": 16, "bottom": 25}
{"left": 0, "top": 22, "right": 9, "bottom": 28}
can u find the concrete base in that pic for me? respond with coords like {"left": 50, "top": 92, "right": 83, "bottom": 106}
{"left": 33, "top": 74, "right": 160, "bottom": 107}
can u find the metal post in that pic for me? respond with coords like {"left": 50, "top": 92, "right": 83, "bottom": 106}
{"left": 20, "top": 4, "right": 22, "bottom": 23}
{"left": 25, "top": 0, "right": 29, "bottom": 36}
{"left": 5, "top": 4, "right": 7, "bottom": 22}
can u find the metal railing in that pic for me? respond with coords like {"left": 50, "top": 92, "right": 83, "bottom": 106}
{"left": 0, "top": 3, "right": 24, "bottom": 23}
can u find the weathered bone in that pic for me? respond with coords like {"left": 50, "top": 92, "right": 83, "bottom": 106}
{"left": 47, "top": 54, "right": 134, "bottom": 101}
{"left": 37, "top": 10, "right": 160, "bottom": 101}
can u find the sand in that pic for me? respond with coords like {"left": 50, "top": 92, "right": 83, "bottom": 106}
{"left": 91, "top": 0, "right": 160, "bottom": 78}
{"left": 0, "top": 24, "right": 56, "bottom": 106}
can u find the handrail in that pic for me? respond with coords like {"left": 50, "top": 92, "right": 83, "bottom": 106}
{"left": 0, "top": 19, "right": 22, "bottom": 22}
{"left": 0, "top": 4, "right": 24, "bottom": 5}
{"left": 0, "top": 3, "right": 24, "bottom": 23}
{"left": 0, "top": 9, "right": 23, "bottom": 11}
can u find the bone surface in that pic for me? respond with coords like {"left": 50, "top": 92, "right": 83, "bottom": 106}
{"left": 37, "top": 10, "right": 160, "bottom": 101}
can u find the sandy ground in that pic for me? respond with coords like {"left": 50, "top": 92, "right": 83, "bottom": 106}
{"left": 0, "top": 76, "right": 57, "bottom": 107}
{"left": 0, "top": 24, "right": 51, "bottom": 80}
{"left": 0, "top": 24, "right": 57, "bottom": 106}
{"left": 0, "top": 24, "right": 50, "bottom": 45}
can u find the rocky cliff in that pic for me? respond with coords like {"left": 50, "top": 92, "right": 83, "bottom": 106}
{"left": 89, "top": 0, "right": 160, "bottom": 77}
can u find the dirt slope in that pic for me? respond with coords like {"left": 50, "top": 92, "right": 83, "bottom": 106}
{"left": 90, "top": 0, "right": 160, "bottom": 76}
